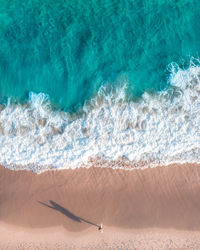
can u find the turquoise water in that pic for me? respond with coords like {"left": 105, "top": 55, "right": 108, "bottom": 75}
{"left": 0, "top": 0, "right": 200, "bottom": 172}
{"left": 0, "top": 0, "right": 200, "bottom": 111}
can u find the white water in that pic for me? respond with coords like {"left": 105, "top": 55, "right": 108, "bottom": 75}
{"left": 0, "top": 63, "right": 200, "bottom": 173}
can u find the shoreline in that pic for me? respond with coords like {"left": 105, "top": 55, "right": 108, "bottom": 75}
{"left": 2, "top": 159, "right": 200, "bottom": 174}
{"left": 1, "top": 163, "right": 200, "bottom": 248}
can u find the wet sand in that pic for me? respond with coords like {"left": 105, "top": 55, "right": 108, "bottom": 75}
{"left": 1, "top": 164, "right": 200, "bottom": 249}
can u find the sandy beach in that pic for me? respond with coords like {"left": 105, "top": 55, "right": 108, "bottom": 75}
{"left": 1, "top": 163, "right": 200, "bottom": 249}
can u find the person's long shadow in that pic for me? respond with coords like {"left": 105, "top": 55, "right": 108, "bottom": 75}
{"left": 38, "top": 200, "right": 99, "bottom": 228}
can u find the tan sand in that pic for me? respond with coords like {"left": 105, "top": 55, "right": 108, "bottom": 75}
{"left": 1, "top": 164, "right": 200, "bottom": 249}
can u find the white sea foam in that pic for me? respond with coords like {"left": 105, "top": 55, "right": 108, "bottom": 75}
{"left": 0, "top": 63, "right": 200, "bottom": 173}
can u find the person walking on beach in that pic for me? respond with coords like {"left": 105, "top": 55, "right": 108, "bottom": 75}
{"left": 98, "top": 224, "right": 103, "bottom": 232}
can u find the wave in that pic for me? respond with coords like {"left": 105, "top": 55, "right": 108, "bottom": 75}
{"left": 0, "top": 62, "right": 200, "bottom": 173}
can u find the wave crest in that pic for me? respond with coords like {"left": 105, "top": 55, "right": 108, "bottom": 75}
{"left": 0, "top": 62, "right": 200, "bottom": 173}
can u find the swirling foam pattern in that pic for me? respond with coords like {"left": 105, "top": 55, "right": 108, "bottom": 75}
{"left": 0, "top": 63, "right": 199, "bottom": 172}
{"left": 0, "top": 0, "right": 199, "bottom": 172}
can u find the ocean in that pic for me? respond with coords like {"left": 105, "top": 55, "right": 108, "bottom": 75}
{"left": 0, "top": 0, "right": 199, "bottom": 172}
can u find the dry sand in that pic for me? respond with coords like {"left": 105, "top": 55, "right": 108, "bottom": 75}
{"left": 1, "top": 164, "right": 200, "bottom": 249}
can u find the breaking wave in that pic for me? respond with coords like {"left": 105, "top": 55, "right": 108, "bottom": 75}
{"left": 0, "top": 62, "right": 200, "bottom": 173}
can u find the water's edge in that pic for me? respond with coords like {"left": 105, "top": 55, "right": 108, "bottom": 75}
{"left": 0, "top": 62, "right": 199, "bottom": 173}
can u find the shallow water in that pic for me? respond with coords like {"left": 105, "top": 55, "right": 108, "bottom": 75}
{"left": 0, "top": 0, "right": 199, "bottom": 172}
{"left": 1, "top": 0, "right": 200, "bottom": 109}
